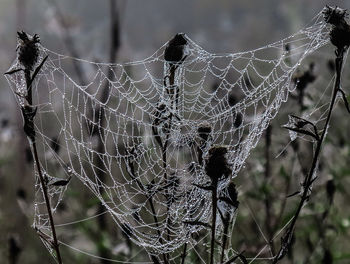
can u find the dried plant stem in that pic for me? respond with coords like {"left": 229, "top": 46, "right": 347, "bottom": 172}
{"left": 273, "top": 47, "right": 346, "bottom": 263}
{"left": 263, "top": 125, "right": 275, "bottom": 254}
{"left": 219, "top": 217, "right": 230, "bottom": 263}
{"left": 180, "top": 242, "right": 188, "bottom": 264}
{"left": 210, "top": 187, "right": 218, "bottom": 264}
{"left": 23, "top": 61, "right": 63, "bottom": 263}
{"left": 32, "top": 142, "right": 63, "bottom": 263}
{"left": 162, "top": 139, "right": 171, "bottom": 263}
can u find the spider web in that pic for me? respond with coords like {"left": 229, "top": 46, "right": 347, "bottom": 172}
{"left": 6, "top": 10, "right": 331, "bottom": 262}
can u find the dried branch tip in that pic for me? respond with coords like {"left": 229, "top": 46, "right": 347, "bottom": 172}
{"left": 323, "top": 6, "right": 350, "bottom": 50}
{"left": 17, "top": 31, "right": 40, "bottom": 71}
{"left": 323, "top": 6, "right": 348, "bottom": 26}
{"left": 164, "top": 33, "right": 189, "bottom": 63}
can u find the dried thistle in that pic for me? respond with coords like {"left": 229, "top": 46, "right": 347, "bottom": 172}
{"left": 323, "top": 6, "right": 348, "bottom": 26}
{"left": 17, "top": 31, "right": 40, "bottom": 71}
{"left": 205, "top": 146, "right": 232, "bottom": 183}
{"left": 164, "top": 33, "right": 188, "bottom": 63}
{"left": 323, "top": 6, "right": 350, "bottom": 50}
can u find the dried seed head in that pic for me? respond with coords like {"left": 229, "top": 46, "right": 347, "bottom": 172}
{"left": 323, "top": 6, "right": 350, "bottom": 50}
{"left": 323, "top": 6, "right": 348, "bottom": 26}
{"left": 205, "top": 146, "right": 232, "bottom": 182}
{"left": 17, "top": 31, "right": 40, "bottom": 71}
{"left": 164, "top": 33, "right": 188, "bottom": 63}
{"left": 197, "top": 122, "right": 212, "bottom": 142}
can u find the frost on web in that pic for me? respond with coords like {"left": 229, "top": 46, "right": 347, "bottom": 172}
{"left": 5, "top": 11, "right": 330, "bottom": 258}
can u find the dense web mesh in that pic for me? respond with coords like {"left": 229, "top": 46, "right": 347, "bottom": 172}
{"left": 6, "top": 10, "right": 332, "bottom": 261}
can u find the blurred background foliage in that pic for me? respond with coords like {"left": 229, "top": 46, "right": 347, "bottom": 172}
{"left": 1, "top": 0, "right": 350, "bottom": 263}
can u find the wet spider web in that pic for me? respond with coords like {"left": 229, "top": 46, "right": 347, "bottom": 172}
{"left": 6, "top": 10, "right": 332, "bottom": 263}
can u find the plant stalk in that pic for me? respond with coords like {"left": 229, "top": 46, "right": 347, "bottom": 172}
{"left": 32, "top": 142, "right": 63, "bottom": 263}
{"left": 273, "top": 47, "right": 346, "bottom": 263}
{"left": 23, "top": 59, "right": 63, "bottom": 263}
{"left": 210, "top": 186, "right": 218, "bottom": 264}
{"left": 263, "top": 125, "right": 275, "bottom": 254}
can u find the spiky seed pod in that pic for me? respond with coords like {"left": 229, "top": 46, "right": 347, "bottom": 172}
{"left": 205, "top": 146, "right": 232, "bottom": 182}
{"left": 17, "top": 31, "right": 40, "bottom": 71}
{"left": 164, "top": 33, "right": 188, "bottom": 63}
{"left": 323, "top": 6, "right": 350, "bottom": 50}
{"left": 197, "top": 122, "right": 212, "bottom": 142}
{"left": 323, "top": 6, "right": 348, "bottom": 26}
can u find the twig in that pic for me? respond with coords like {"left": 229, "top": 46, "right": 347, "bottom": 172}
{"left": 210, "top": 186, "right": 218, "bottom": 264}
{"left": 263, "top": 125, "right": 275, "bottom": 255}
{"left": 10, "top": 31, "right": 63, "bottom": 263}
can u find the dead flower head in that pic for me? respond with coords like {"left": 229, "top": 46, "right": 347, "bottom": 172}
{"left": 164, "top": 33, "right": 189, "bottom": 63}
{"left": 17, "top": 31, "right": 40, "bottom": 71}
{"left": 323, "top": 6, "right": 348, "bottom": 26}
{"left": 205, "top": 146, "right": 232, "bottom": 182}
{"left": 323, "top": 6, "right": 350, "bottom": 50}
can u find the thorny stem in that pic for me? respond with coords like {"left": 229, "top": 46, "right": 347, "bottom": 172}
{"left": 273, "top": 47, "right": 346, "bottom": 263}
